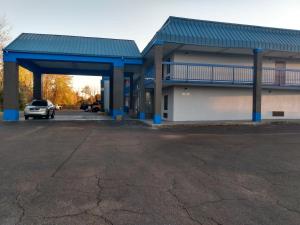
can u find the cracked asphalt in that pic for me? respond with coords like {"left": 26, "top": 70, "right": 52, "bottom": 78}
{"left": 0, "top": 120, "right": 300, "bottom": 225}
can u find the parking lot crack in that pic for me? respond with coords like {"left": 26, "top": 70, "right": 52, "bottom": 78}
{"left": 15, "top": 193, "right": 25, "bottom": 225}
{"left": 43, "top": 211, "right": 87, "bottom": 219}
{"left": 87, "top": 212, "right": 114, "bottom": 225}
{"left": 51, "top": 130, "right": 92, "bottom": 177}
{"left": 96, "top": 176, "right": 104, "bottom": 206}
{"left": 206, "top": 216, "right": 223, "bottom": 225}
{"left": 276, "top": 200, "right": 300, "bottom": 215}
{"left": 168, "top": 179, "right": 203, "bottom": 225}
{"left": 111, "top": 208, "right": 147, "bottom": 216}
{"left": 190, "top": 152, "right": 207, "bottom": 165}
{"left": 98, "top": 215, "right": 114, "bottom": 225}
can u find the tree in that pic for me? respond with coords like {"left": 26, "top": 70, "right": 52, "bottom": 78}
{"left": 81, "top": 85, "right": 92, "bottom": 98}
{"left": 43, "top": 74, "right": 80, "bottom": 106}
{"left": 0, "top": 17, "right": 10, "bottom": 107}
{"left": 19, "top": 67, "right": 33, "bottom": 109}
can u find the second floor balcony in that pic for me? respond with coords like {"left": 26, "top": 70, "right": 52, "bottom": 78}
{"left": 146, "top": 62, "right": 300, "bottom": 88}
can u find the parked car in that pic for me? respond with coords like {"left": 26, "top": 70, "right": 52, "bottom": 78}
{"left": 80, "top": 103, "right": 89, "bottom": 111}
{"left": 24, "top": 99, "right": 55, "bottom": 120}
{"left": 91, "top": 102, "right": 101, "bottom": 112}
{"left": 55, "top": 104, "right": 63, "bottom": 110}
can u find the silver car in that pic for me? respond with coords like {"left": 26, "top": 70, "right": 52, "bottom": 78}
{"left": 24, "top": 99, "right": 55, "bottom": 120}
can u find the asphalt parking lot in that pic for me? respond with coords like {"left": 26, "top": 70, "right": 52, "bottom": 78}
{"left": 0, "top": 120, "right": 300, "bottom": 225}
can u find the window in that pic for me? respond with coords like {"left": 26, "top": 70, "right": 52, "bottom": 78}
{"left": 272, "top": 111, "right": 284, "bottom": 117}
{"left": 164, "top": 95, "right": 168, "bottom": 110}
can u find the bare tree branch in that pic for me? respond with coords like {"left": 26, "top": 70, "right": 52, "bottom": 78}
{"left": 0, "top": 16, "right": 11, "bottom": 90}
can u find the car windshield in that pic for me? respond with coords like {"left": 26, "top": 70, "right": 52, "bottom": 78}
{"left": 31, "top": 100, "right": 47, "bottom": 106}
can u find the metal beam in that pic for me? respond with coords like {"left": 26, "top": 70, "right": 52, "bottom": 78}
{"left": 18, "top": 60, "right": 41, "bottom": 73}
{"left": 4, "top": 51, "right": 143, "bottom": 65}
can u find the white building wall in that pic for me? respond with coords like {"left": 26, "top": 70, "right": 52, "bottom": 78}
{"left": 172, "top": 52, "right": 297, "bottom": 67}
{"left": 171, "top": 86, "right": 300, "bottom": 121}
{"left": 161, "top": 51, "right": 300, "bottom": 121}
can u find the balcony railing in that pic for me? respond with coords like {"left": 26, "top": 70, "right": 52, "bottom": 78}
{"left": 160, "top": 62, "right": 300, "bottom": 87}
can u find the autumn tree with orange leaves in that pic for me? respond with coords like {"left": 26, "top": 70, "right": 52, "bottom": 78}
{"left": 42, "top": 74, "right": 82, "bottom": 106}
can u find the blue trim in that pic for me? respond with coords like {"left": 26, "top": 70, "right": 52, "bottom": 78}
{"left": 153, "top": 39, "right": 164, "bottom": 45}
{"left": 139, "top": 112, "right": 146, "bottom": 120}
{"left": 252, "top": 112, "right": 262, "bottom": 122}
{"left": 3, "top": 51, "right": 143, "bottom": 65}
{"left": 113, "top": 60, "right": 124, "bottom": 68}
{"left": 153, "top": 114, "right": 162, "bottom": 124}
{"left": 112, "top": 109, "right": 124, "bottom": 119}
{"left": 3, "top": 109, "right": 19, "bottom": 121}
{"left": 253, "top": 48, "right": 264, "bottom": 54}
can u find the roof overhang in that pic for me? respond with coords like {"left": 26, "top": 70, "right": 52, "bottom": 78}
{"left": 142, "top": 16, "right": 300, "bottom": 64}
{"left": 3, "top": 50, "right": 143, "bottom": 76}
{"left": 143, "top": 41, "right": 300, "bottom": 66}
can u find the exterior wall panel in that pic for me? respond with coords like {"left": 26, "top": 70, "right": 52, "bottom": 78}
{"left": 173, "top": 52, "right": 300, "bottom": 69}
{"left": 171, "top": 86, "right": 300, "bottom": 121}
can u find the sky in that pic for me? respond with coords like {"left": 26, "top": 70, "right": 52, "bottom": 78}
{"left": 1, "top": 0, "right": 300, "bottom": 92}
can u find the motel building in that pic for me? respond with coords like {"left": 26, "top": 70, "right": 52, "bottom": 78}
{"left": 3, "top": 16, "right": 300, "bottom": 124}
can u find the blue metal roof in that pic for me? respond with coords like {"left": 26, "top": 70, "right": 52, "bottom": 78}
{"left": 4, "top": 33, "right": 141, "bottom": 58}
{"left": 142, "top": 16, "right": 300, "bottom": 55}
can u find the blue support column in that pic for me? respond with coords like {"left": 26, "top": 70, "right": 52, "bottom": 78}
{"left": 33, "top": 72, "right": 42, "bottom": 100}
{"left": 109, "top": 76, "right": 113, "bottom": 115}
{"left": 3, "top": 62, "right": 19, "bottom": 121}
{"left": 153, "top": 44, "right": 163, "bottom": 124}
{"left": 139, "top": 112, "right": 146, "bottom": 120}
{"left": 112, "top": 61, "right": 125, "bottom": 120}
{"left": 252, "top": 48, "right": 263, "bottom": 122}
{"left": 139, "top": 66, "right": 146, "bottom": 120}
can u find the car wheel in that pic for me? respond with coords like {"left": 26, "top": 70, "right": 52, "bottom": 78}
{"left": 25, "top": 116, "right": 29, "bottom": 120}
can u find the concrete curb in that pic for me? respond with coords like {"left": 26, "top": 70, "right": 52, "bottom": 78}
{"left": 140, "top": 119, "right": 300, "bottom": 128}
